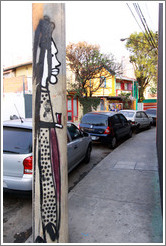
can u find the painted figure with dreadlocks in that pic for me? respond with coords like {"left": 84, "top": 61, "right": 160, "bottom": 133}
{"left": 33, "top": 16, "right": 62, "bottom": 243}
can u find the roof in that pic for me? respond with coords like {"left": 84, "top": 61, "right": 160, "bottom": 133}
{"left": 116, "top": 76, "right": 136, "bottom": 82}
{"left": 91, "top": 65, "right": 115, "bottom": 76}
{"left": 3, "top": 61, "right": 32, "bottom": 72}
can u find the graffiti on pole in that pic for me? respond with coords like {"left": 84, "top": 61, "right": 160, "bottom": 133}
{"left": 33, "top": 16, "right": 62, "bottom": 243}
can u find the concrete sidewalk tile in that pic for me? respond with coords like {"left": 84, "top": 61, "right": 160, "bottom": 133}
{"left": 114, "top": 161, "right": 136, "bottom": 169}
{"left": 135, "top": 161, "right": 158, "bottom": 171}
{"left": 68, "top": 194, "right": 162, "bottom": 243}
{"left": 71, "top": 168, "right": 160, "bottom": 206}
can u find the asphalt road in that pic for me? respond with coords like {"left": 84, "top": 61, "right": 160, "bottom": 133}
{"left": 3, "top": 142, "right": 113, "bottom": 243}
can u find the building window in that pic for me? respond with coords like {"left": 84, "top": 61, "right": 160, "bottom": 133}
{"left": 124, "top": 83, "right": 128, "bottom": 90}
{"left": 67, "top": 97, "right": 78, "bottom": 122}
{"left": 116, "top": 82, "right": 121, "bottom": 89}
{"left": 100, "top": 99, "right": 104, "bottom": 110}
{"left": 67, "top": 112, "right": 72, "bottom": 121}
{"left": 127, "top": 83, "right": 132, "bottom": 90}
{"left": 73, "top": 99, "right": 78, "bottom": 117}
{"left": 100, "top": 76, "right": 106, "bottom": 88}
{"left": 67, "top": 98, "right": 72, "bottom": 110}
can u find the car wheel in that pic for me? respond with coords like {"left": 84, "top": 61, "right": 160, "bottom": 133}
{"left": 128, "top": 128, "right": 132, "bottom": 138}
{"left": 110, "top": 137, "right": 117, "bottom": 149}
{"left": 135, "top": 124, "right": 140, "bottom": 133}
{"left": 148, "top": 123, "right": 151, "bottom": 129}
{"left": 84, "top": 145, "right": 91, "bottom": 164}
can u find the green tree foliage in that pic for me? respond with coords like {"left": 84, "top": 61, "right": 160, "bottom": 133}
{"left": 66, "top": 41, "right": 122, "bottom": 97}
{"left": 79, "top": 97, "right": 101, "bottom": 115}
{"left": 119, "top": 92, "right": 132, "bottom": 109}
{"left": 125, "top": 32, "right": 158, "bottom": 102}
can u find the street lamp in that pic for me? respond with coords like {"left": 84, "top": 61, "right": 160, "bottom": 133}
{"left": 120, "top": 37, "right": 147, "bottom": 45}
{"left": 120, "top": 38, "right": 128, "bottom": 42}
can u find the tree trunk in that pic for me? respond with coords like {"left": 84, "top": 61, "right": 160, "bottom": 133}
{"left": 139, "top": 86, "right": 144, "bottom": 102}
{"left": 137, "top": 77, "right": 145, "bottom": 102}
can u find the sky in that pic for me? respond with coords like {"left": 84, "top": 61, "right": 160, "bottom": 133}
{"left": 1, "top": 1, "right": 160, "bottom": 68}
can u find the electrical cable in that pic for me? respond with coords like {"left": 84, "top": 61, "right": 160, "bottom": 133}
{"left": 133, "top": 3, "right": 154, "bottom": 48}
{"left": 133, "top": 3, "right": 158, "bottom": 54}
{"left": 137, "top": 3, "right": 157, "bottom": 48}
{"left": 127, "top": 3, "right": 152, "bottom": 48}
{"left": 126, "top": 3, "right": 143, "bottom": 32}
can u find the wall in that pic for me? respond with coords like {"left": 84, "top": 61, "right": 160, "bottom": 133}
{"left": 3, "top": 93, "right": 25, "bottom": 120}
{"left": 3, "top": 76, "right": 28, "bottom": 93}
{"left": 90, "top": 68, "right": 116, "bottom": 97}
{"left": 15, "top": 64, "right": 32, "bottom": 77}
{"left": 142, "top": 99, "right": 157, "bottom": 110}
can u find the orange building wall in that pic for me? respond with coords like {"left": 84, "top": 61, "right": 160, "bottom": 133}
{"left": 3, "top": 77, "right": 28, "bottom": 93}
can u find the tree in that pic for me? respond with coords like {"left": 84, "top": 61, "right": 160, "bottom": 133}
{"left": 66, "top": 41, "right": 122, "bottom": 97}
{"left": 119, "top": 91, "right": 132, "bottom": 109}
{"left": 125, "top": 32, "right": 158, "bottom": 102}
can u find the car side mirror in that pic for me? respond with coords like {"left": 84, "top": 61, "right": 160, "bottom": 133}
{"left": 80, "top": 130, "right": 88, "bottom": 137}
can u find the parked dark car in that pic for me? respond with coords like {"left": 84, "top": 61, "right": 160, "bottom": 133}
{"left": 79, "top": 111, "right": 132, "bottom": 148}
{"left": 145, "top": 108, "right": 157, "bottom": 125}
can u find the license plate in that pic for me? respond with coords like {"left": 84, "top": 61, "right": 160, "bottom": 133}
{"left": 91, "top": 136, "right": 99, "bottom": 140}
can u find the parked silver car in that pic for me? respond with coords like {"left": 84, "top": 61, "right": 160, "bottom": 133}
{"left": 3, "top": 119, "right": 92, "bottom": 191}
{"left": 119, "top": 110, "right": 151, "bottom": 131}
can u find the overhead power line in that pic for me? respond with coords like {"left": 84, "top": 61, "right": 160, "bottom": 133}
{"left": 134, "top": 3, "right": 157, "bottom": 49}
{"left": 126, "top": 3, "right": 158, "bottom": 54}
{"left": 126, "top": 3, "right": 143, "bottom": 31}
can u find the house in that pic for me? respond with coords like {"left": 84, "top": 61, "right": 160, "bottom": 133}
{"left": 3, "top": 61, "right": 137, "bottom": 123}
{"left": 3, "top": 61, "right": 32, "bottom": 120}
{"left": 83, "top": 67, "right": 137, "bottom": 112}
{"left": 66, "top": 65, "right": 122, "bottom": 119}
{"left": 115, "top": 76, "right": 135, "bottom": 96}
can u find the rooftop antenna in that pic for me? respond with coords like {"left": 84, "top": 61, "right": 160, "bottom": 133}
{"left": 14, "top": 104, "right": 24, "bottom": 123}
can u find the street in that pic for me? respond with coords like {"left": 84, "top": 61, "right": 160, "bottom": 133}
{"left": 3, "top": 128, "right": 159, "bottom": 243}
{"left": 3, "top": 142, "right": 114, "bottom": 243}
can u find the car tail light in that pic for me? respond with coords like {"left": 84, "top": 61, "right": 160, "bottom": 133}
{"left": 23, "top": 156, "right": 32, "bottom": 174}
{"left": 104, "top": 126, "right": 111, "bottom": 134}
{"left": 132, "top": 121, "right": 136, "bottom": 125}
{"left": 78, "top": 124, "right": 80, "bottom": 129}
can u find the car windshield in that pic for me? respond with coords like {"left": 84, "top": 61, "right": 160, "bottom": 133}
{"left": 145, "top": 109, "right": 156, "bottom": 116}
{"left": 81, "top": 114, "right": 108, "bottom": 126}
{"left": 120, "top": 111, "right": 135, "bottom": 118}
{"left": 3, "top": 127, "right": 32, "bottom": 154}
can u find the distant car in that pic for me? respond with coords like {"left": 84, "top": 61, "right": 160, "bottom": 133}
{"left": 146, "top": 114, "right": 153, "bottom": 125}
{"left": 119, "top": 110, "right": 151, "bottom": 131}
{"left": 3, "top": 119, "right": 92, "bottom": 192}
{"left": 79, "top": 111, "right": 132, "bottom": 149}
{"left": 145, "top": 108, "right": 157, "bottom": 125}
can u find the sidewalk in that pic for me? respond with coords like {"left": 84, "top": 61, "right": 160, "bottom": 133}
{"left": 68, "top": 127, "right": 163, "bottom": 243}
{"left": 27, "top": 127, "right": 163, "bottom": 243}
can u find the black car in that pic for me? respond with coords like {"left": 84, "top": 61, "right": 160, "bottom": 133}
{"left": 145, "top": 108, "right": 157, "bottom": 125}
{"left": 79, "top": 111, "right": 132, "bottom": 148}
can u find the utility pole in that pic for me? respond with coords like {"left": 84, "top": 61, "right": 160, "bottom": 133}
{"left": 157, "top": 3, "right": 163, "bottom": 215}
{"left": 32, "top": 3, "right": 68, "bottom": 243}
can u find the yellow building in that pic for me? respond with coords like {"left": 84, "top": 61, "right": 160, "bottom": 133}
{"left": 3, "top": 61, "right": 32, "bottom": 94}
{"left": 86, "top": 66, "right": 116, "bottom": 98}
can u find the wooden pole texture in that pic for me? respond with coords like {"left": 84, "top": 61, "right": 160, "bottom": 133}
{"left": 32, "top": 3, "right": 68, "bottom": 243}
